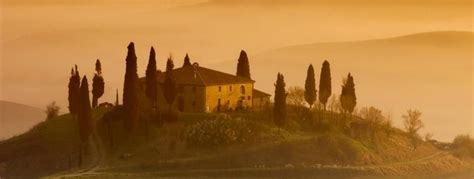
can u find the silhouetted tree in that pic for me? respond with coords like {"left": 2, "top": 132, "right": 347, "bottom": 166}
{"left": 182, "top": 53, "right": 192, "bottom": 67}
{"left": 92, "top": 59, "right": 105, "bottom": 108}
{"left": 115, "top": 89, "right": 119, "bottom": 106}
{"left": 274, "top": 73, "right": 287, "bottom": 127}
{"left": 403, "top": 109, "right": 424, "bottom": 150}
{"left": 123, "top": 42, "right": 139, "bottom": 130}
{"left": 319, "top": 60, "right": 332, "bottom": 110}
{"left": 45, "top": 101, "right": 60, "bottom": 120}
{"left": 146, "top": 47, "right": 158, "bottom": 109}
{"left": 340, "top": 73, "right": 356, "bottom": 114}
{"left": 236, "top": 50, "right": 251, "bottom": 79}
{"left": 304, "top": 64, "right": 317, "bottom": 109}
{"left": 163, "top": 56, "right": 177, "bottom": 116}
{"left": 78, "top": 76, "right": 93, "bottom": 166}
{"left": 68, "top": 65, "right": 80, "bottom": 116}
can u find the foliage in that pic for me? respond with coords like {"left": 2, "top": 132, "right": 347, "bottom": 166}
{"left": 78, "top": 76, "right": 93, "bottom": 143}
{"left": 146, "top": 47, "right": 158, "bottom": 109}
{"left": 236, "top": 50, "right": 251, "bottom": 79}
{"left": 287, "top": 86, "right": 305, "bottom": 108}
{"left": 318, "top": 60, "right": 332, "bottom": 110}
{"left": 45, "top": 101, "right": 60, "bottom": 120}
{"left": 340, "top": 73, "right": 356, "bottom": 114}
{"left": 273, "top": 73, "right": 287, "bottom": 127}
{"left": 184, "top": 114, "right": 263, "bottom": 147}
{"left": 68, "top": 65, "right": 80, "bottom": 115}
{"left": 123, "top": 42, "right": 139, "bottom": 130}
{"left": 163, "top": 56, "right": 177, "bottom": 117}
{"left": 182, "top": 53, "right": 192, "bottom": 67}
{"left": 402, "top": 109, "right": 423, "bottom": 149}
{"left": 350, "top": 107, "right": 393, "bottom": 142}
{"left": 304, "top": 64, "right": 317, "bottom": 108}
{"left": 451, "top": 134, "right": 474, "bottom": 159}
{"left": 92, "top": 74, "right": 105, "bottom": 108}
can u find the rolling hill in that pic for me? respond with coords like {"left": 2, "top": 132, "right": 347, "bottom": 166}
{"left": 210, "top": 31, "right": 474, "bottom": 141}
{"left": 0, "top": 100, "right": 46, "bottom": 140}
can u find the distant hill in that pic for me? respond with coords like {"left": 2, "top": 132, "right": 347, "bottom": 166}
{"left": 210, "top": 31, "right": 473, "bottom": 141}
{"left": 0, "top": 101, "right": 45, "bottom": 140}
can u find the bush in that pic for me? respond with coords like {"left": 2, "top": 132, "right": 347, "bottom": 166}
{"left": 184, "top": 114, "right": 264, "bottom": 147}
{"left": 350, "top": 107, "right": 393, "bottom": 143}
{"left": 451, "top": 134, "right": 474, "bottom": 159}
{"left": 45, "top": 101, "right": 60, "bottom": 120}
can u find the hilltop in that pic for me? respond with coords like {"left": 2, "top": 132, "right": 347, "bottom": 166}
{"left": 1, "top": 106, "right": 473, "bottom": 178}
{"left": 0, "top": 100, "right": 46, "bottom": 140}
{"left": 211, "top": 31, "right": 474, "bottom": 141}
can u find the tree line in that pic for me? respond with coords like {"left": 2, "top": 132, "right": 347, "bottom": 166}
{"left": 273, "top": 60, "right": 356, "bottom": 127}
{"left": 66, "top": 43, "right": 253, "bottom": 158}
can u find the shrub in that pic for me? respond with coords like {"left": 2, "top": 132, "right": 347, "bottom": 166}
{"left": 45, "top": 101, "right": 60, "bottom": 120}
{"left": 184, "top": 114, "right": 264, "bottom": 147}
{"left": 451, "top": 134, "right": 474, "bottom": 159}
{"left": 350, "top": 107, "right": 393, "bottom": 143}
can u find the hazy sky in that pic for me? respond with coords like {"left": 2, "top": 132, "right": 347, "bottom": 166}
{"left": 0, "top": 0, "right": 472, "bottom": 141}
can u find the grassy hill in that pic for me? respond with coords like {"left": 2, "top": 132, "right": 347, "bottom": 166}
{"left": 0, "top": 100, "right": 46, "bottom": 140}
{"left": 0, "top": 108, "right": 109, "bottom": 178}
{"left": 0, "top": 105, "right": 472, "bottom": 178}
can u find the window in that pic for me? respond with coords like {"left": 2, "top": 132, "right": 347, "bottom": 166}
{"left": 248, "top": 96, "right": 251, "bottom": 100}
{"left": 218, "top": 86, "right": 222, "bottom": 92}
{"left": 240, "top": 85, "right": 245, "bottom": 95}
{"left": 192, "top": 86, "right": 197, "bottom": 93}
{"left": 229, "top": 85, "right": 232, "bottom": 91}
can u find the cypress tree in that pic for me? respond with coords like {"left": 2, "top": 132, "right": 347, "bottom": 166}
{"left": 319, "top": 60, "right": 332, "bottom": 110}
{"left": 68, "top": 65, "right": 81, "bottom": 116}
{"left": 236, "top": 50, "right": 251, "bottom": 79}
{"left": 115, "top": 89, "right": 119, "bottom": 106}
{"left": 78, "top": 76, "right": 93, "bottom": 143}
{"left": 92, "top": 59, "right": 105, "bottom": 108}
{"left": 163, "top": 56, "right": 177, "bottom": 114}
{"left": 123, "top": 42, "right": 139, "bottom": 130}
{"left": 182, "top": 53, "right": 192, "bottom": 67}
{"left": 146, "top": 47, "right": 158, "bottom": 109}
{"left": 274, "top": 73, "right": 287, "bottom": 127}
{"left": 304, "top": 64, "right": 317, "bottom": 109}
{"left": 340, "top": 73, "right": 357, "bottom": 114}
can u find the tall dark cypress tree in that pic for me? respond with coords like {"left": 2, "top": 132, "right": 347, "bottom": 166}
{"left": 68, "top": 65, "right": 81, "bottom": 116}
{"left": 92, "top": 59, "right": 105, "bottom": 108}
{"left": 115, "top": 89, "right": 119, "bottom": 106}
{"left": 236, "top": 50, "right": 251, "bottom": 79}
{"left": 304, "top": 64, "right": 317, "bottom": 109}
{"left": 340, "top": 73, "right": 357, "bottom": 114}
{"left": 274, "top": 73, "right": 287, "bottom": 127}
{"left": 146, "top": 47, "right": 158, "bottom": 109}
{"left": 182, "top": 53, "right": 192, "bottom": 67}
{"left": 78, "top": 76, "right": 93, "bottom": 143}
{"left": 319, "top": 60, "right": 332, "bottom": 110}
{"left": 163, "top": 56, "right": 177, "bottom": 114}
{"left": 77, "top": 76, "right": 93, "bottom": 167}
{"left": 123, "top": 42, "right": 139, "bottom": 130}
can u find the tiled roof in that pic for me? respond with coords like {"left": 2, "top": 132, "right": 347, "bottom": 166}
{"left": 253, "top": 89, "right": 271, "bottom": 97}
{"left": 155, "top": 64, "right": 255, "bottom": 86}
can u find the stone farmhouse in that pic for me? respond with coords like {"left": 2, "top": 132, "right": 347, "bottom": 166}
{"left": 151, "top": 63, "right": 270, "bottom": 113}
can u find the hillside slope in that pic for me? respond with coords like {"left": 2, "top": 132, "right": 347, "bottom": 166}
{"left": 0, "top": 100, "right": 46, "bottom": 140}
{"left": 210, "top": 31, "right": 474, "bottom": 141}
